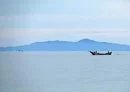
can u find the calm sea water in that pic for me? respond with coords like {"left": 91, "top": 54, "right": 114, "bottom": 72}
{"left": 0, "top": 51, "right": 130, "bottom": 92}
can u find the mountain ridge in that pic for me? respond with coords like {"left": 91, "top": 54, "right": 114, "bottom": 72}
{"left": 0, "top": 39, "right": 130, "bottom": 51}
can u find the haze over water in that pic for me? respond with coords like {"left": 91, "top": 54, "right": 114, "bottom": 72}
{"left": 0, "top": 51, "right": 130, "bottom": 92}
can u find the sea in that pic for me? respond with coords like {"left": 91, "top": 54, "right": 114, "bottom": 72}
{"left": 0, "top": 51, "right": 130, "bottom": 92}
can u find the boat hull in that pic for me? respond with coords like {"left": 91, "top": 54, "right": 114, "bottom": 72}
{"left": 89, "top": 51, "right": 112, "bottom": 55}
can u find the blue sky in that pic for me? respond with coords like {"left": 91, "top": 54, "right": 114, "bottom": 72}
{"left": 0, "top": 0, "right": 130, "bottom": 46}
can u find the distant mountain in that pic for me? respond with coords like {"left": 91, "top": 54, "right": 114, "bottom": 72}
{"left": 0, "top": 39, "right": 130, "bottom": 51}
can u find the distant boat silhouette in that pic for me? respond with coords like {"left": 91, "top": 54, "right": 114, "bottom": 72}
{"left": 18, "top": 49, "right": 23, "bottom": 52}
{"left": 89, "top": 51, "right": 112, "bottom": 55}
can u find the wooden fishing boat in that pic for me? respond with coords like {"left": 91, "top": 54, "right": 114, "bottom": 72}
{"left": 89, "top": 51, "right": 112, "bottom": 55}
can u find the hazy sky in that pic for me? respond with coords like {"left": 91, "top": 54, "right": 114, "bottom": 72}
{"left": 0, "top": 0, "right": 130, "bottom": 46}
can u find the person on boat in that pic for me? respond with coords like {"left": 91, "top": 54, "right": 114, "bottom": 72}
{"left": 95, "top": 51, "right": 97, "bottom": 54}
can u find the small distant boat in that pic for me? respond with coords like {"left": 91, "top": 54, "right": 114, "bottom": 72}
{"left": 89, "top": 51, "right": 112, "bottom": 55}
{"left": 18, "top": 49, "right": 23, "bottom": 52}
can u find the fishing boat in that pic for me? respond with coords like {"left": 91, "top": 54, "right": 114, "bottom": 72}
{"left": 89, "top": 51, "right": 112, "bottom": 55}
